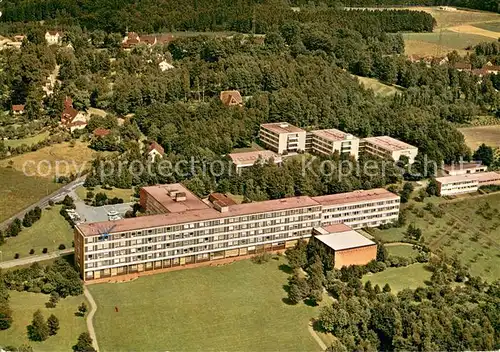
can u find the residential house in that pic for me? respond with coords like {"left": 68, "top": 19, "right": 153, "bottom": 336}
{"left": 159, "top": 61, "right": 175, "bottom": 72}
{"left": 148, "top": 142, "right": 165, "bottom": 162}
{"left": 220, "top": 90, "right": 243, "bottom": 107}
{"left": 93, "top": 128, "right": 111, "bottom": 138}
{"left": 11, "top": 105, "right": 25, "bottom": 115}
{"left": 45, "top": 31, "right": 62, "bottom": 46}
{"left": 61, "top": 97, "right": 88, "bottom": 132}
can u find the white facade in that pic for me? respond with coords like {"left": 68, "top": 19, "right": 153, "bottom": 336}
{"left": 362, "top": 136, "right": 418, "bottom": 164}
{"left": 45, "top": 31, "right": 62, "bottom": 46}
{"left": 307, "top": 129, "right": 360, "bottom": 159}
{"left": 75, "top": 186, "right": 400, "bottom": 281}
{"left": 436, "top": 172, "right": 500, "bottom": 196}
{"left": 259, "top": 123, "right": 307, "bottom": 154}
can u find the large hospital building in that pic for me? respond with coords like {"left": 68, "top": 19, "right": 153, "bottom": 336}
{"left": 75, "top": 184, "right": 400, "bottom": 282}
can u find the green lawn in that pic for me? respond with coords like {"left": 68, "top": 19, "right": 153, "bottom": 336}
{"left": 4, "top": 131, "right": 50, "bottom": 148}
{"left": 356, "top": 76, "right": 401, "bottom": 97}
{"left": 473, "top": 21, "right": 500, "bottom": 33}
{"left": 403, "top": 30, "right": 491, "bottom": 51}
{"left": 0, "top": 167, "right": 61, "bottom": 222}
{"left": 374, "top": 193, "right": 500, "bottom": 281}
{"left": 75, "top": 186, "right": 136, "bottom": 202}
{"left": 387, "top": 244, "right": 420, "bottom": 259}
{"left": 1, "top": 206, "right": 73, "bottom": 261}
{"left": 362, "top": 263, "right": 432, "bottom": 292}
{"left": 0, "top": 291, "right": 88, "bottom": 351}
{"left": 89, "top": 257, "right": 322, "bottom": 352}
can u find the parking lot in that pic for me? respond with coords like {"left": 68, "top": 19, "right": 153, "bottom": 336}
{"left": 74, "top": 201, "right": 133, "bottom": 223}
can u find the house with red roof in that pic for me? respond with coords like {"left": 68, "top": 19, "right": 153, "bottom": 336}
{"left": 60, "top": 97, "right": 88, "bottom": 132}
{"left": 148, "top": 142, "right": 165, "bottom": 162}
{"left": 12, "top": 104, "right": 25, "bottom": 115}
{"left": 220, "top": 90, "right": 243, "bottom": 107}
{"left": 93, "top": 128, "right": 111, "bottom": 137}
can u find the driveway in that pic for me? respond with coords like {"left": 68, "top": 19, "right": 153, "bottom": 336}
{"left": 74, "top": 200, "right": 133, "bottom": 223}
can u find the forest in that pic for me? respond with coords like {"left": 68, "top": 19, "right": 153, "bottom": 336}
{"left": 0, "top": 0, "right": 434, "bottom": 34}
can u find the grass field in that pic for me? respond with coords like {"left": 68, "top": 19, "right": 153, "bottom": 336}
{"left": 0, "top": 141, "right": 99, "bottom": 178}
{"left": 0, "top": 205, "right": 73, "bottom": 261}
{"left": 387, "top": 244, "right": 420, "bottom": 259}
{"left": 356, "top": 76, "right": 401, "bottom": 97}
{"left": 4, "top": 131, "right": 50, "bottom": 148}
{"left": 362, "top": 263, "right": 431, "bottom": 292}
{"left": 473, "top": 21, "right": 500, "bottom": 33}
{"left": 89, "top": 257, "right": 322, "bottom": 352}
{"left": 0, "top": 167, "right": 61, "bottom": 222}
{"left": 402, "top": 31, "right": 492, "bottom": 56}
{"left": 373, "top": 193, "right": 500, "bottom": 281}
{"left": 75, "top": 186, "right": 136, "bottom": 202}
{"left": 0, "top": 291, "right": 88, "bottom": 351}
{"left": 458, "top": 125, "right": 500, "bottom": 149}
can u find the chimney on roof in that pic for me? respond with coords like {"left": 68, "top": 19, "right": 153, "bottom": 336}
{"left": 279, "top": 123, "right": 289, "bottom": 128}
{"left": 175, "top": 192, "right": 187, "bottom": 202}
{"left": 213, "top": 200, "right": 229, "bottom": 213}
{"left": 167, "top": 188, "right": 178, "bottom": 197}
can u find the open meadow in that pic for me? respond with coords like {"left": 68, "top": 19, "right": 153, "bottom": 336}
{"left": 362, "top": 263, "right": 432, "bottom": 292}
{"left": 372, "top": 193, "right": 500, "bottom": 281}
{"left": 402, "top": 31, "right": 492, "bottom": 56}
{"left": 0, "top": 205, "right": 73, "bottom": 261}
{"left": 4, "top": 131, "right": 50, "bottom": 148}
{"left": 0, "top": 167, "right": 61, "bottom": 222}
{"left": 88, "top": 257, "right": 322, "bottom": 352}
{"left": 0, "top": 291, "right": 88, "bottom": 351}
{"left": 0, "top": 141, "right": 99, "bottom": 178}
{"left": 458, "top": 125, "right": 500, "bottom": 149}
{"left": 356, "top": 76, "right": 401, "bottom": 97}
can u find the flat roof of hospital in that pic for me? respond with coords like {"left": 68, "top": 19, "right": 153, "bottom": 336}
{"left": 314, "top": 226, "right": 375, "bottom": 251}
{"left": 261, "top": 122, "right": 305, "bottom": 134}
{"left": 311, "top": 129, "right": 357, "bottom": 142}
{"left": 141, "top": 183, "right": 210, "bottom": 213}
{"left": 228, "top": 150, "right": 281, "bottom": 166}
{"left": 77, "top": 196, "right": 320, "bottom": 237}
{"left": 436, "top": 171, "right": 500, "bottom": 184}
{"left": 312, "top": 188, "right": 399, "bottom": 206}
{"left": 363, "top": 136, "right": 417, "bottom": 152}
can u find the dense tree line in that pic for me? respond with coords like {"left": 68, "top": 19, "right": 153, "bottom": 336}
{"left": 0, "top": 0, "right": 434, "bottom": 34}
{"left": 3, "top": 259, "right": 83, "bottom": 298}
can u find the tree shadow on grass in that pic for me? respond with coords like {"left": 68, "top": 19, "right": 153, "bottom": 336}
{"left": 279, "top": 263, "right": 294, "bottom": 274}
{"left": 304, "top": 298, "right": 319, "bottom": 307}
{"left": 281, "top": 297, "right": 297, "bottom": 305}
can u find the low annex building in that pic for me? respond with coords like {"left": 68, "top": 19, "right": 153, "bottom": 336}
{"left": 442, "top": 162, "right": 487, "bottom": 176}
{"left": 361, "top": 136, "right": 418, "bottom": 164}
{"left": 74, "top": 184, "right": 400, "bottom": 282}
{"left": 312, "top": 224, "right": 377, "bottom": 269}
{"left": 436, "top": 172, "right": 500, "bottom": 196}
{"left": 228, "top": 150, "right": 282, "bottom": 173}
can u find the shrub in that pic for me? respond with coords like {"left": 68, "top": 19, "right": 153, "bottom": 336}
{"left": 29, "top": 249, "right": 35, "bottom": 255}
{"left": 58, "top": 244, "right": 66, "bottom": 250}
{"left": 251, "top": 252, "right": 272, "bottom": 264}
{"left": 42, "top": 248, "right": 48, "bottom": 254}
{"left": 14, "top": 253, "right": 19, "bottom": 259}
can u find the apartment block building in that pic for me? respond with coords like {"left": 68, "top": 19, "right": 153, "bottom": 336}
{"left": 306, "top": 129, "right": 360, "bottom": 159}
{"left": 362, "top": 136, "right": 418, "bottom": 164}
{"left": 74, "top": 184, "right": 400, "bottom": 282}
{"left": 436, "top": 172, "right": 500, "bottom": 196}
{"left": 259, "top": 122, "right": 307, "bottom": 154}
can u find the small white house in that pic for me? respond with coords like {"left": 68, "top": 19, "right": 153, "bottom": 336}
{"left": 45, "top": 31, "right": 62, "bottom": 45}
{"left": 159, "top": 61, "right": 175, "bottom": 72}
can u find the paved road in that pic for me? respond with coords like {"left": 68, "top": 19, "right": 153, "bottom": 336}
{"left": 0, "top": 177, "right": 85, "bottom": 230}
{"left": 84, "top": 287, "right": 100, "bottom": 352}
{"left": 0, "top": 249, "right": 74, "bottom": 269}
